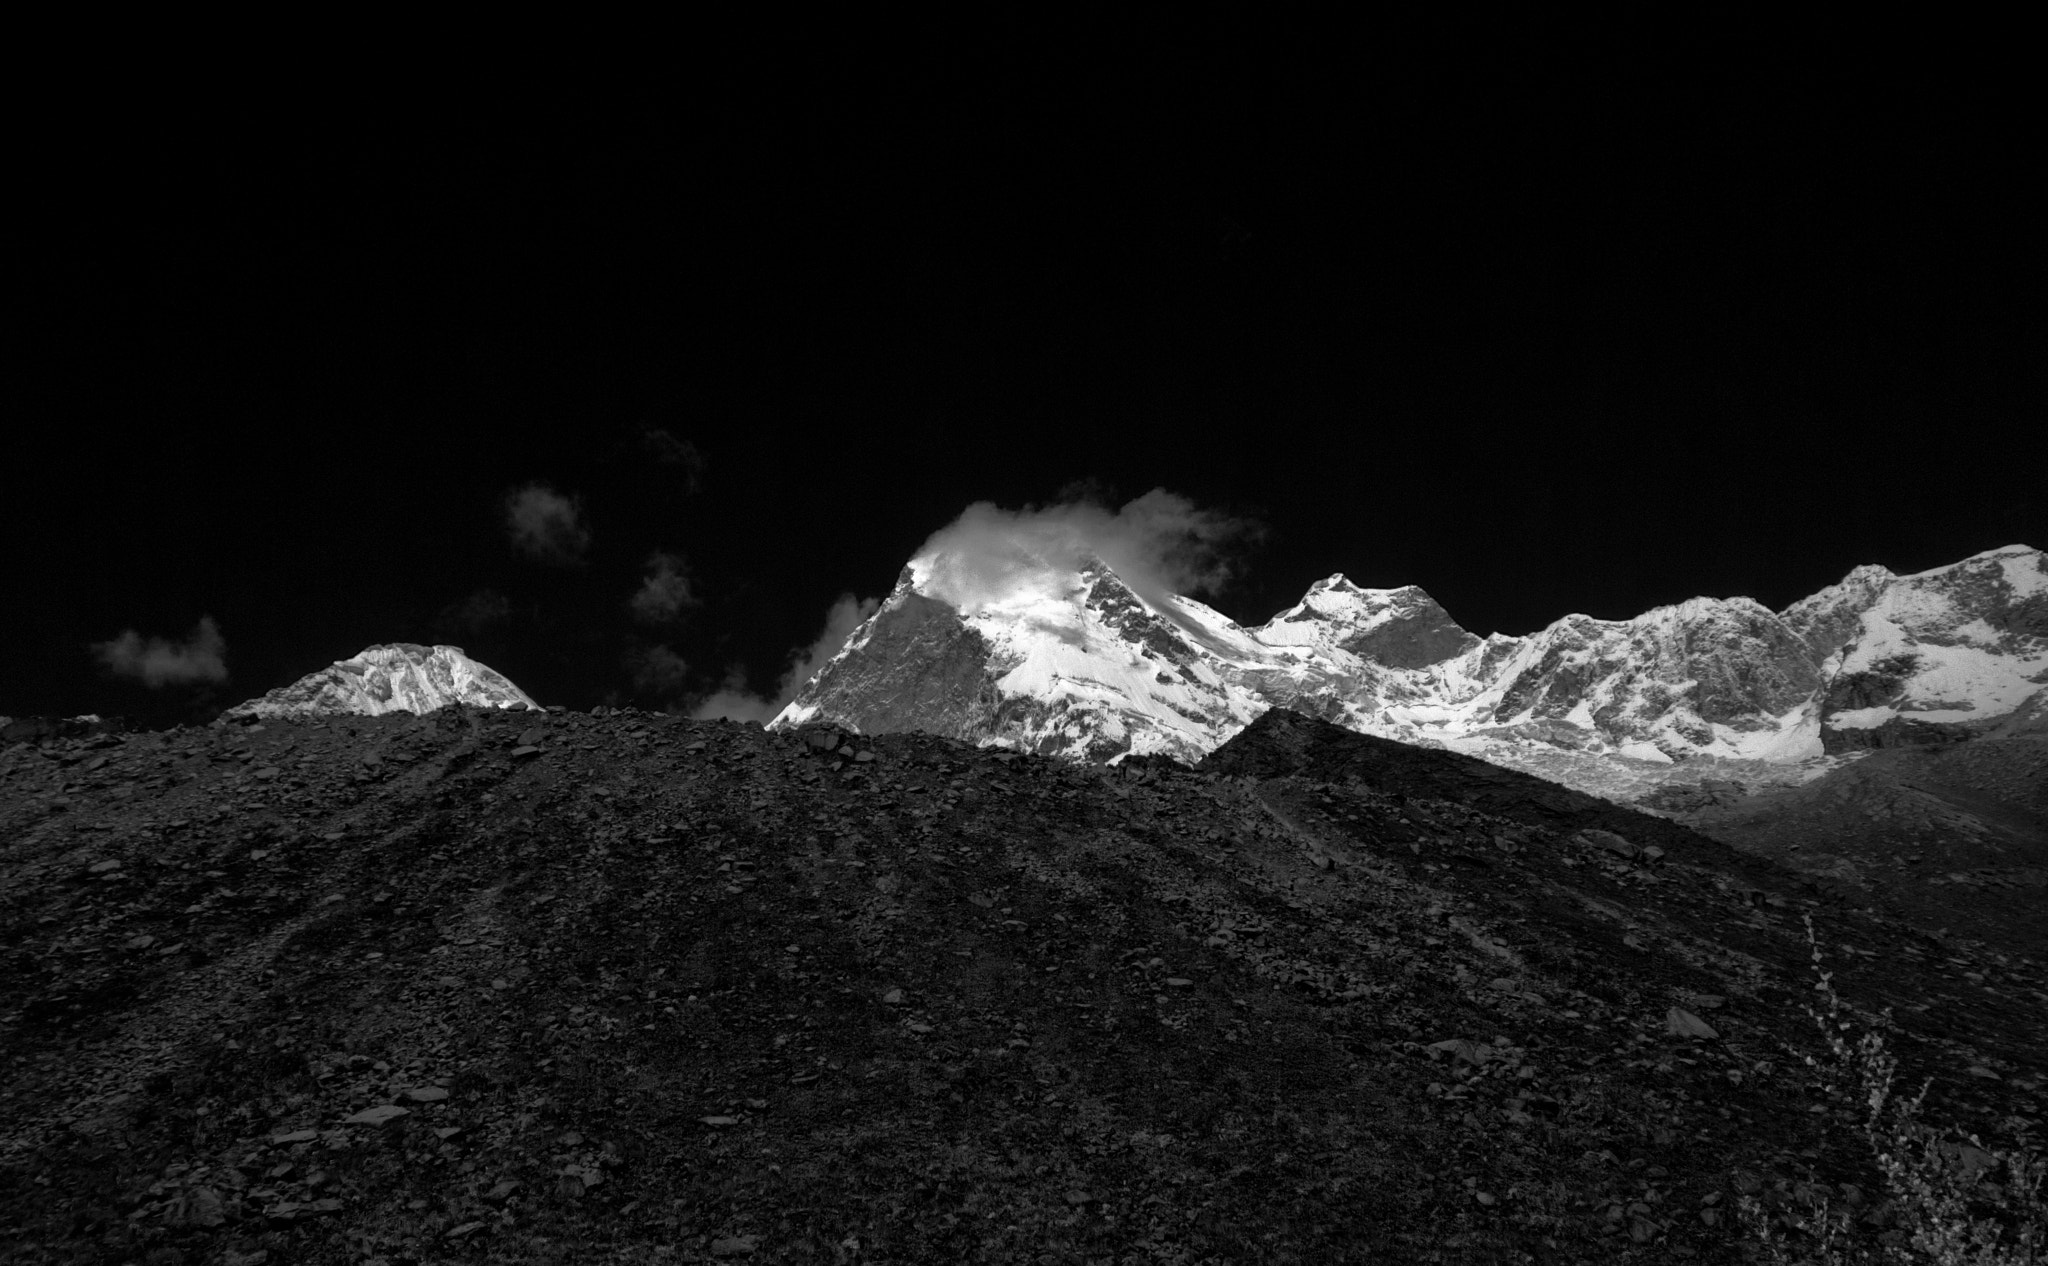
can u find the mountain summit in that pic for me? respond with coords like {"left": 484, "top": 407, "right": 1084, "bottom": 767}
{"left": 774, "top": 545, "right": 2048, "bottom": 776}
{"left": 223, "top": 644, "right": 539, "bottom": 719}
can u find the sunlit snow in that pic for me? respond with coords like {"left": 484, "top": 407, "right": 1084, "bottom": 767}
{"left": 773, "top": 543, "right": 2046, "bottom": 799}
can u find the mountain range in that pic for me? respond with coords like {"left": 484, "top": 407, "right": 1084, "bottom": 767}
{"left": 772, "top": 544, "right": 2047, "bottom": 782}
{"left": 17, "top": 545, "right": 2039, "bottom": 928}
{"left": 760, "top": 543, "right": 2048, "bottom": 924}
{"left": 5, "top": 549, "right": 2045, "bottom": 1260}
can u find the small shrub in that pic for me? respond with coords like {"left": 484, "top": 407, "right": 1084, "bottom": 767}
{"left": 1740, "top": 917, "right": 2046, "bottom": 1263}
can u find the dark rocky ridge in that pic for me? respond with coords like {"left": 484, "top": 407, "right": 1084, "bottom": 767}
{"left": 2, "top": 706, "right": 2043, "bottom": 1262}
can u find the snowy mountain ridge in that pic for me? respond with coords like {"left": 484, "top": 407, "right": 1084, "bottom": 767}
{"left": 223, "top": 644, "right": 540, "bottom": 719}
{"left": 774, "top": 544, "right": 2048, "bottom": 783}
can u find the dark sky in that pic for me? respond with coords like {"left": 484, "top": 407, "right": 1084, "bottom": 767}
{"left": 8, "top": 31, "right": 2043, "bottom": 727}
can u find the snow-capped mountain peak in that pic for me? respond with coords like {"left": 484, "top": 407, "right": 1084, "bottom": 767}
{"left": 1255, "top": 576, "right": 1481, "bottom": 669}
{"left": 773, "top": 545, "right": 2047, "bottom": 793}
{"left": 224, "top": 644, "right": 540, "bottom": 719}
{"left": 1803, "top": 544, "right": 2048, "bottom": 733}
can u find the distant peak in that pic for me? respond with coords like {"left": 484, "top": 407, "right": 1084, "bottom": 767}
{"left": 1306, "top": 574, "right": 1429, "bottom": 596}
{"left": 225, "top": 644, "right": 539, "bottom": 719}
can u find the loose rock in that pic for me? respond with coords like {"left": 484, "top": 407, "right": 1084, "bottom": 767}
{"left": 342, "top": 1105, "right": 410, "bottom": 1126}
{"left": 1665, "top": 1008, "right": 1719, "bottom": 1040}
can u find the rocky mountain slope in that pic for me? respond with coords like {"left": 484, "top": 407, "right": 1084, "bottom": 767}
{"left": 3, "top": 706, "right": 2043, "bottom": 1263}
{"left": 1648, "top": 734, "right": 2048, "bottom": 944}
{"left": 224, "top": 645, "right": 540, "bottom": 720}
{"left": 774, "top": 546, "right": 2048, "bottom": 786}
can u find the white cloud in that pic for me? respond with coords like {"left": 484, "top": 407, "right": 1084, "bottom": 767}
{"left": 687, "top": 676, "right": 782, "bottom": 726}
{"left": 692, "top": 593, "right": 879, "bottom": 722}
{"left": 90, "top": 616, "right": 229, "bottom": 688}
{"left": 630, "top": 551, "right": 696, "bottom": 624}
{"left": 640, "top": 428, "right": 707, "bottom": 491}
{"left": 913, "top": 487, "right": 1261, "bottom": 614}
{"left": 630, "top": 643, "right": 691, "bottom": 697}
{"left": 504, "top": 483, "right": 591, "bottom": 566}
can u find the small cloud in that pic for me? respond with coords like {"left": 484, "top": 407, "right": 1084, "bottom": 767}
{"left": 692, "top": 593, "right": 879, "bottom": 722}
{"left": 1053, "top": 475, "right": 1118, "bottom": 507}
{"left": 435, "top": 588, "right": 512, "bottom": 636}
{"left": 629, "top": 643, "right": 691, "bottom": 697}
{"left": 90, "top": 616, "right": 229, "bottom": 688}
{"left": 629, "top": 551, "right": 697, "bottom": 624}
{"left": 914, "top": 487, "right": 1263, "bottom": 614}
{"left": 504, "top": 483, "right": 591, "bottom": 566}
{"left": 687, "top": 671, "right": 781, "bottom": 725}
{"left": 640, "top": 428, "right": 707, "bottom": 492}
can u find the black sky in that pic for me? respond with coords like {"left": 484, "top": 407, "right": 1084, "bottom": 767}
{"left": 8, "top": 29, "right": 2043, "bottom": 727}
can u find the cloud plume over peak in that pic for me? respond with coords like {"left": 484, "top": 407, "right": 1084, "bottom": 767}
{"left": 913, "top": 488, "right": 1262, "bottom": 615}
{"left": 90, "top": 616, "right": 229, "bottom": 688}
{"left": 504, "top": 483, "right": 591, "bottom": 566}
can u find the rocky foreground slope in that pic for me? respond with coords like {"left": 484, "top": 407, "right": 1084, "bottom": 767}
{"left": 2, "top": 708, "right": 2044, "bottom": 1263}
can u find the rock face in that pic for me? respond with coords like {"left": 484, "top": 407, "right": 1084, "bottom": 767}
{"left": 223, "top": 644, "right": 540, "bottom": 719}
{"left": 775, "top": 544, "right": 2048, "bottom": 781}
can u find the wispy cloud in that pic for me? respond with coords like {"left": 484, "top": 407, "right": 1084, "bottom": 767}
{"left": 504, "top": 483, "right": 591, "bottom": 566}
{"left": 435, "top": 588, "right": 512, "bottom": 636}
{"left": 629, "top": 551, "right": 697, "bottom": 624}
{"left": 90, "top": 616, "right": 229, "bottom": 688}
{"left": 629, "top": 643, "right": 691, "bottom": 697}
{"left": 691, "top": 594, "right": 879, "bottom": 723}
{"left": 913, "top": 487, "right": 1263, "bottom": 614}
{"left": 639, "top": 428, "right": 707, "bottom": 492}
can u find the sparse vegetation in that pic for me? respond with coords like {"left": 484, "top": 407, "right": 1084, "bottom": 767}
{"left": 1739, "top": 917, "right": 2046, "bottom": 1264}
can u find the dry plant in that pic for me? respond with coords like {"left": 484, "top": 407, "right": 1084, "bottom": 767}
{"left": 1740, "top": 916, "right": 2046, "bottom": 1264}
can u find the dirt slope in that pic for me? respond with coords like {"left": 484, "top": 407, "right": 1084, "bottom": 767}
{"left": 2, "top": 706, "right": 2043, "bottom": 1264}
